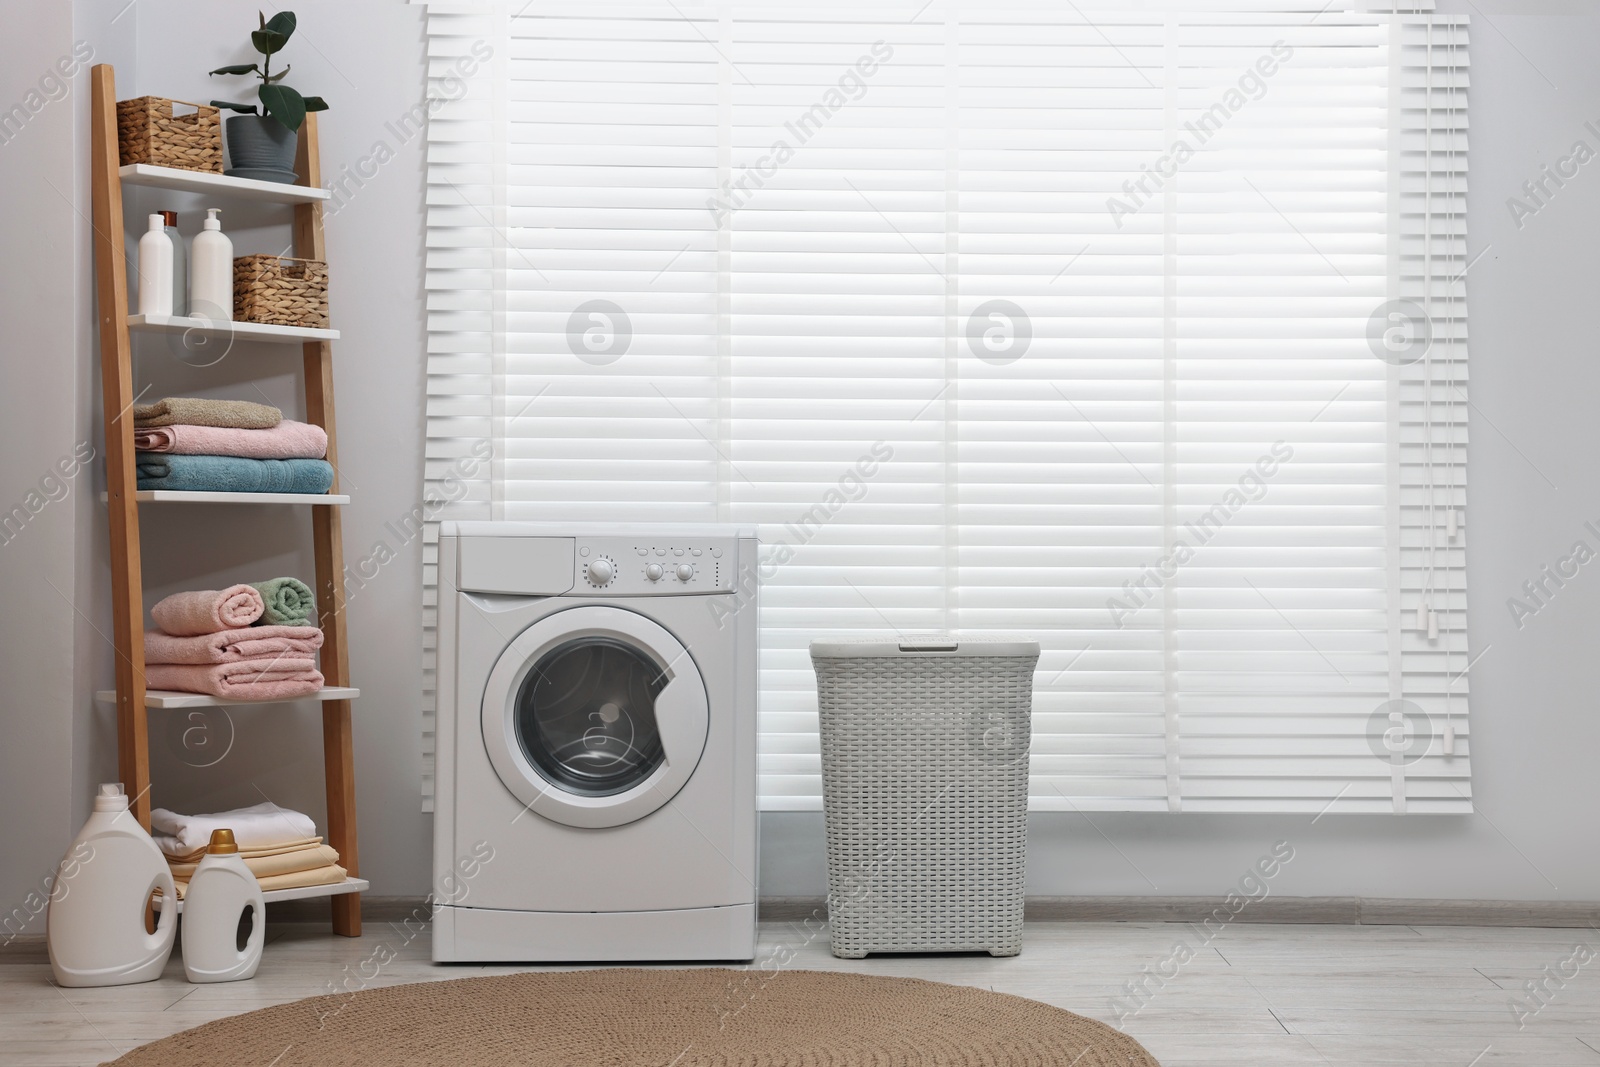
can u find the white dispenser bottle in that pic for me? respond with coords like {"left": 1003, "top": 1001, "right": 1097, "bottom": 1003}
{"left": 188, "top": 207, "right": 233, "bottom": 322}
{"left": 160, "top": 210, "right": 187, "bottom": 317}
{"left": 46, "top": 784, "right": 178, "bottom": 988}
{"left": 181, "top": 828, "right": 265, "bottom": 983}
{"left": 136, "top": 213, "right": 173, "bottom": 317}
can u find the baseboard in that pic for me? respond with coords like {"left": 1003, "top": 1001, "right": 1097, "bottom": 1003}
{"left": 0, "top": 896, "right": 438, "bottom": 955}
{"left": 1356, "top": 899, "right": 1600, "bottom": 928}
{"left": 756, "top": 897, "right": 834, "bottom": 923}
{"left": 760, "top": 896, "right": 1600, "bottom": 928}
{"left": 11, "top": 894, "right": 1592, "bottom": 941}
{"left": 1025, "top": 896, "right": 1364, "bottom": 924}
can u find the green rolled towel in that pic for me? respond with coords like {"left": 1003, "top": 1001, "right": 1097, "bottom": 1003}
{"left": 251, "top": 577, "right": 317, "bottom": 627}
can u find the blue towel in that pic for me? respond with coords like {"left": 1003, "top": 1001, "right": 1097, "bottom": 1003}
{"left": 135, "top": 454, "right": 335, "bottom": 494}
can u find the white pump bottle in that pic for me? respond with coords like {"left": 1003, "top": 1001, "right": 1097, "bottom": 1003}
{"left": 135, "top": 214, "right": 173, "bottom": 317}
{"left": 189, "top": 207, "right": 234, "bottom": 322}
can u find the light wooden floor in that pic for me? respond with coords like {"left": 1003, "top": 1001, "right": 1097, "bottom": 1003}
{"left": 4, "top": 920, "right": 1599, "bottom": 1065}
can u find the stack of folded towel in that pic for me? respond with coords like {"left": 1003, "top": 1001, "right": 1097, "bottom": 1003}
{"left": 133, "top": 397, "right": 335, "bottom": 495}
{"left": 152, "top": 803, "right": 347, "bottom": 899}
{"left": 145, "top": 580, "right": 324, "bottom": 699}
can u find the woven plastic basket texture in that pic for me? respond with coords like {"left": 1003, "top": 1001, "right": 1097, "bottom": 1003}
{"left": 811, "top": 636, "right": 1039, "bottom": 958}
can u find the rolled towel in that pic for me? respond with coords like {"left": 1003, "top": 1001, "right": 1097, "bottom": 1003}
{"left": 133, "top": 397, "right": 281, "bottom": 429}
{"left": 144, "top": 658, "right": 324, "bottom": 701}
{"left": 251, "top": 577, "right": 317, "bottom": 626}
{"left": 143, "top": 625, "right": 323, "bottom": 665}
{"left": 134, "top": 420, "right": 328, "bottom": 460}
{"left": 151, "top": 801, "right": 318, "bottom": 854}
{"left": 150, "top": 585, "right": 264, "bottom": 635}
{"left": 135, "top": 455, "right": 334, "bottom": 494}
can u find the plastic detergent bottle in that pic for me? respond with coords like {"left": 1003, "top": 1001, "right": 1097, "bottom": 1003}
{"left": 181, "top": 828, "right": 265, "bottom": 983}
{"left": 46, "top": 784, "right": 178, "bottom": 987}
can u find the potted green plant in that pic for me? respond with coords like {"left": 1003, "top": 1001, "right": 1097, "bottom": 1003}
{"left": 210, "top": 11, "right": 328, "bottom": 183}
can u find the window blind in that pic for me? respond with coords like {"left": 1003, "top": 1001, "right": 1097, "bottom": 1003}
{"left": 418, "top": 0, "right": 1470, "bottom": 814}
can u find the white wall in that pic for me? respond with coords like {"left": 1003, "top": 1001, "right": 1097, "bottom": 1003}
{"left": 4, "top": 0, "right": 1600, "bottom": 926}
{"left": 0, "top": 3, "right": 90, "bottom": 936}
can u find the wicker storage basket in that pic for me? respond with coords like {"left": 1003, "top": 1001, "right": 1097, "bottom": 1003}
{"left": 116, "top": 97, "right": 222, "bottom": 173}
{"left": 810, "top": 634, "right": 1039, "bottom": 958}
{"left": 233, "top": 256, "right": 330, "bottom": 329}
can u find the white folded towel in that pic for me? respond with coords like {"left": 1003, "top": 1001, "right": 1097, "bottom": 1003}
{"left": 150, "top": 801, "right": 318, "bottom": 856}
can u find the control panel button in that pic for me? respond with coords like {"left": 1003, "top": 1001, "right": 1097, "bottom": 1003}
{"left": 691, "top": 548, "right": 702, "bottom": 556}
{"left": 710, "top": 548, "right": 723, "bottom": 558}
{"left": 586, "top": 558, "right": 615, "bottom": 586}
{"left": 675, "top": 563, "right": 694, "bottom": 582}
{"left": 645, "top": 563, "right": 664, "bottom": 582}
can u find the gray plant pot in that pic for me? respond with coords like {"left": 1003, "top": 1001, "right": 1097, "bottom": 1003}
{"left": 224, "top": 114, "right": 298, "bottom": 183}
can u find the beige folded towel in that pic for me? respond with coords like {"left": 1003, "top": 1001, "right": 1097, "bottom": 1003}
{"left": 161, "top": 836, "right": 323, "bottom": 865}
{"left": 171, "top": 863, "right": 347, "bottom": 900}
{"left": 166, "top": 843, "right": 339, "bottom": 881}
{"left": 133, "top": 397, "right": 282, "bottom": 430}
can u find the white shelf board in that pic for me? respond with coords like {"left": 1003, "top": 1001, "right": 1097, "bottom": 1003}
{"left": 128, "top": 314, "right": 337, "bottom": 343}
{"left": 127, "top": 490, "right": 349, "bottom": 505}
{"left": 119, "top": 163, "right": 330, "bottom": 203}
{"left": 155, "top": 877, "right": 368, "bottom": 914}
{"left": 95, "top": 686, "right": 360, "bottom": 709}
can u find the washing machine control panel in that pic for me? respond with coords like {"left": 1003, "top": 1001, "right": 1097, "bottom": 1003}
{"left": 575, "top": 537, "right": 737, "bottom": 595}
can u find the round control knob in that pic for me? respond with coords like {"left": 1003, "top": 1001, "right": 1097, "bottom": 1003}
{"left": 675, "top": 563, "right": 695, "bottom": 582}
{"left": 586, "top": 558, "right": 615, "bottom": 586}
{"left": 645, "top": 562, "right": 665, "bottom": 582}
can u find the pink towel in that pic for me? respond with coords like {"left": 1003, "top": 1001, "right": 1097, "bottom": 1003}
{"left": 134, "top": 420, "right": 328, "bottom": 460}
{"left": 150, "top": 585, "right": 264, "bottom": 636}
{"left": 143, "top": 626, "right": 323, "bottom": 665}
{"left": 144, "top": 659, "right": 325, "bottom": 700}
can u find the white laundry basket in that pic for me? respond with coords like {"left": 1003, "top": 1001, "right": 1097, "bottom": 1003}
{"left": 809, "top": 634, "right": 1039, "bottom": 958}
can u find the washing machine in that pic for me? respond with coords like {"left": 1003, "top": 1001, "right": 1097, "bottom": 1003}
{"left": 431, "top": 522, "right": 758, "bottom": 962}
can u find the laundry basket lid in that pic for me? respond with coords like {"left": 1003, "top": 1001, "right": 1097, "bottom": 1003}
{"left": 809, "top": 634, "right": 1040, "bottom": 659}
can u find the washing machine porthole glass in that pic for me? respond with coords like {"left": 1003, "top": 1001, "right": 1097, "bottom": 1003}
{"left": 513, "top": 636, "right": 668, "bottom": 797}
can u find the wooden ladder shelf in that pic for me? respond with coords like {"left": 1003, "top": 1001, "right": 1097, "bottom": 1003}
{"left": 88, "top": 64, "right": 362, "bottom": 936}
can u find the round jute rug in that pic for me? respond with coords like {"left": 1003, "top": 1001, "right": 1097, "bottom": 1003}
{"left": 106, "top": 968, "right": 1161, "bottom": 1066}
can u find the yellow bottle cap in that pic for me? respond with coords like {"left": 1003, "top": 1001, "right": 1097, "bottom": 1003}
{"left": 206, "top": 828, "right": 239, "bottom": 854}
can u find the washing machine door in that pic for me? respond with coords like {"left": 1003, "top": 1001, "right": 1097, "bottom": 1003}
{"left": 480, "top": 604, "right": 709, "bottom": 829}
